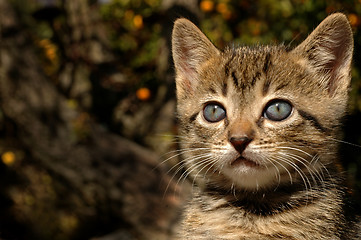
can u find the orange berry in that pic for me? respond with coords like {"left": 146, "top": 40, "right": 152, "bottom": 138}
{"left": 2, "top": 151, "right": 15, "bottom": 166}
{"left": 136, "top": 87, "right": 151, "bottom": 101}
{"left": 200, "top": 0, "right": 214, "bottom": 12}
{"left": 133, "top": 15, "right": 144, "bottom": 29}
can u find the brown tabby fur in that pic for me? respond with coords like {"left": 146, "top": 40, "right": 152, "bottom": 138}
{"left": 172, "top": 13, "right": 360, "bottom": 239}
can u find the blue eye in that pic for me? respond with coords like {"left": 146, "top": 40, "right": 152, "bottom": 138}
{"left": 264, "top": 100, "right": 292, "bottom": 121}
{"left": 203, "top": 103, "right": 226, "bottom": 122}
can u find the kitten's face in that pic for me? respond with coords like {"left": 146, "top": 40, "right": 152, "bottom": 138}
{"left": 172, "top": 14, "right": 353, "bottom": 191}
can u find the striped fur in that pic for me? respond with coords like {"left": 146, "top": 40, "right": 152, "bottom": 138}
{"left": 172, "top": 14, "right": 359, "bottom": 239}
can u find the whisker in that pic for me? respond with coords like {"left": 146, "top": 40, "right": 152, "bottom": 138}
{"left": 177, "top": 154, "right": 213, "bottom": 185}
{"left": 313, "top": 157, "right": 333, "bottom": 185}
{"left": 276, "top": 155, "right": 311, "bottom": 194}
{"left": 190, "top": 156, "right": 216, "bottom": 192}
{"left": 203, "top": 156, "right": 221, "bottom": 177}
{"left": 158, "top": 134, "right": 217, "bottom": 145}
{"left": 165, "top": 152, "right": 211, "bottom": 176}
{"left": 275, "top": 146, "right": 313, "bottom": 158}
{"left": 287, "top": 152, "right": 325, "bottom": 187}
{"left": 280, "top": 152, "right": 319, "bottom": 186}
{"left": 163, "top": 153, "right": 211, "bottom": 198}
{"left": 155, "top": 147, "right": 212, "bottom": 171}
{"left": 327, "top": 137, "right": 361, "bottom": 149}
{"left": 267, "top": 155, "right": 289, "bottom": 187}
{"left": 230, "top": 183, "right": 237, "bottom": 200}
{"left": 309, "top": 154, "right": 327, "bottom": 188}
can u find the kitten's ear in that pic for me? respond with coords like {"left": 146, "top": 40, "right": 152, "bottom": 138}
{"left": 292, "top": 13, "right": 353, "bottom": 96}
{"left": 172, "top": 18, "right": 219, "bottom": 94}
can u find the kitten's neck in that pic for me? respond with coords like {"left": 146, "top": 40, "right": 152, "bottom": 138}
{"left": 202, "top": 167, "right": 345, "bottom": 216}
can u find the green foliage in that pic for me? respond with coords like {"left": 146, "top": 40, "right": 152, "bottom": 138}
{"left": 99, "top": 0, "right": 361, "bottom": 92}
{"left": 99, "top": 0, "right": 361, "bottom": 115}
{"left": 100, "top": 0, "right": 162, "bottom": 88}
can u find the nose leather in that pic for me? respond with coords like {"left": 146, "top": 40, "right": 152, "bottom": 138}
{"left": 229, "top": 136, "right": 252, "bottom": 154}
{"left": 228, "top": 118, "right": 254, "bottom": 154}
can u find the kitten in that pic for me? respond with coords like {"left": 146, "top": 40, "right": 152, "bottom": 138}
{"left": 171, "top": 13, "right": 360, "bottom": 239}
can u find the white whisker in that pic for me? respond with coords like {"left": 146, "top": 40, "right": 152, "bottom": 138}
{"left": 190, "top": 156, "right": 216, "bottom": 191}
{"left": 163, "top": 152, "right": 212, "bottom": 198}
{"left": 157, "top": 147, "right": 212, "bottom": 168}
{"left": 276, "top": 154, "right": 311, "bottom": 195}
{"left": 275, "top": 146, "right": 313, "bottom": 158}
{"left": 268, "top": 155, "right": 293, "bottom": 186}
{"left": 327, "top": 137, "right": 361, "bottom": 149}
{"left": 280, "top": 152, "right": 318, "bottom": 185}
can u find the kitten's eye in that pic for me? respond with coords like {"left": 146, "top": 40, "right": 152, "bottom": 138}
{"left": 203, "top": 103, "right": 226, "bottom": 123}
{"left": 264, "top": 100, "right": 292, "bottom": 121}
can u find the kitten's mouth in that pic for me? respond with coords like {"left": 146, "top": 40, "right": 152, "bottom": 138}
{"left": 231, "top": 157, "right": 260, "bottom": 168}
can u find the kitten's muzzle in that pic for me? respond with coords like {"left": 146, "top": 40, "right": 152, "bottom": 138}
{"left": 229, "top": 137, "right": 260, "bottom": 167}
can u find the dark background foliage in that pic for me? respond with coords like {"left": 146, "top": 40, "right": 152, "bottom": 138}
{"left": 1, "top": 0, "right": 361, "bottom": 239}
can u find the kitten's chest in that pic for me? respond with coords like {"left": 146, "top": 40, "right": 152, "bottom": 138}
{"left": 176, "top": 192, "right": 343, "bottom": 240}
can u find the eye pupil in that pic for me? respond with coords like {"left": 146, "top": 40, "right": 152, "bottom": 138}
{"left": 264, "top": 100, "right": 292, "bottom": 121}
{"left": 203, "top": 103, "right": 226, "bottom": 122}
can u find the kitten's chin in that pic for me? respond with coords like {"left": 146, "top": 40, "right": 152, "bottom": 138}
{"left": 231, "top": 157, "right": 260, "bottom": 168}
{"left": 222, "top": 157, "right": 278, "bottom": 190}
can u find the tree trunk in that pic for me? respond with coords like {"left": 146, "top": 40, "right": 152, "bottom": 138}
{"left": 0, "top": 0, "right": 188, "bottom": 239}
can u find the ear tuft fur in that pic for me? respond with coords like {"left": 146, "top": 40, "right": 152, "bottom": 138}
{"left": 292, "top": 13, "right": 353, "bottom": 96}
{"left": 172, "top": 18, "right": 219, "bottom": 95}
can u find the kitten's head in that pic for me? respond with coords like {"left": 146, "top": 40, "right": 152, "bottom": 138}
{"left": 172, "top": 14, "right": 353, "bottom": 191}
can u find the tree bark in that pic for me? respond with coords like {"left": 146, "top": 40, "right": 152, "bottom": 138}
{"left": 0, "top": 0, "right": 186, "bottom": 239}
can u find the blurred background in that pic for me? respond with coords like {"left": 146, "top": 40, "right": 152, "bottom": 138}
{"left": 1, "top": 0, "right": 361, "bottom": 239}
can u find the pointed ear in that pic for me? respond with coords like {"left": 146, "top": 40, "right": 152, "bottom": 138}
{"left": 292, "top": 13, "right": 353, "bottom": 96}
{"left": 172, "top": 18, "right": 219, "bottom": 95}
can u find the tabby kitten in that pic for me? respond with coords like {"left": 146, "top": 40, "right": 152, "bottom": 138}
{"left": 172, "top": 13, "right": 360, "bottom": 239}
